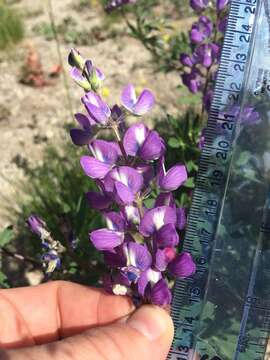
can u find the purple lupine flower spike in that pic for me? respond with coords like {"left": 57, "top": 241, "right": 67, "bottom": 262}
{"left": 190, "top": 0, "right": 209, "bottom": 12}
{"left": 121, "top": 84, "right": 155, "bottom": 116}
{"left": 82, "top": 92, "right": 111, "bottom": 124}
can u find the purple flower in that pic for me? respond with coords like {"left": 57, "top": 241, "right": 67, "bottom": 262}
{"left": 190, "top": 16, "right": 212, "bottom": 44}
{"left": 195, "top": 43, "right": 219, "bottom": 68}
{"left": 155, "top": 192, "right": 176, "bottom": 208}
{"left": 104, "top": 166, "right": 144, "bottom": 204}
{"left": 168, "top": 252, "right": 196, "bottom": 278}
{"left": 90, "top": 228, "right": 125, "bottom": 251}
{"left": 190, "top": 0, "right": 209, "bottom": 12}
{"left": 80, "top": 140, "right": 119, "bottom": 179}
{"left": 84, "top": 60, "right": 105, "bottom": 91}
{"left": 41, "top": 250, "right": 61, "bottom": 274}
{"left": 217, "top": 0, "right": 229, "bottom": 12}
{"left": 182, "top": 68, "right": 202, "bottom": 94}
{"left": 86, "top": 191, "right": 112, "bottom": 210}
{"left": 155, "top": 223, "right": 179, "bottom": 248}
{"left": 198, "top": 127, "right": 206, "bottom": 150}
{"left": 121, "top": 84, "right": 155, "bottom": 116}
{"left": 155, "top": 248, "right": 176, "bottom": 271}
{"left": 180, "top": 53, "right": 195, "bottom": 67}
{"left": 158, "top": 158, "right": 188, "bottom": 192}
{"left": 218, "top": 16, "right": 228, "bottom": 33}
{"left": 68, "top": 48, "right": 85, "bottom": 70}
{"left": 27, "top": 215, "right": 49, "bottom": 240}
{"left": 70, "top": 113, "right": 93, "bottom": 146}
{"left": 123, "top": 123, "right": 165, "bottom": 161}
{"left": 70, "top": 67, "right": 91, "bottom": 91}
{"left": 139, "top": 206, "right": 176, "bottom": 237}
{"left": 82, "top": 92, "right": 111, "bottom": 124}
{"left": 150, "top": 279, "right": 172, "bottom": 306}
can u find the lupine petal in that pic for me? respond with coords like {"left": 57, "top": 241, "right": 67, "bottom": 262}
{"left": 70, "top": 128, "right": 92, "bottom": 146}
{"left": 155, "top": 249, "right": 169, "bottom": 271}
{"left": 103, "top": 211, "right": 126, "bottom": 231}
{"left": 80, "top": 156, "right": 112, "bottom": 179}
{"left": 155, "top": 193, "right": 176, "bottom": 208}
{"left": 121, "top": 83, "right": 137, "bottom": 112}
{"left": 103, "top": 246, "right": 126, "bottom": 268}
{"left": 115, "top": 181, "right": 135, "bottom": 204}
{"left": 155, "top": 223, "right": 179, "bottom": 247}
{"left": 150, "top": 279, "right": 172, "bottom": 306}
{"left": 86, "top": 191, "right": 112, "bottom": 210}
{"left": 159, "top": 165, "right": 188, "bottom": 191}
{"left": 139, "top": 131, "right": 165, "bottom": 161}
{"left": 217, "top": 0, "right": 229, "bottom": 11}
{"left": 123, "top": 123, "right": 149, "bottom": 156}
{"left": 176, "top": 208, "right": 186, "bottom": 230}
{"left": 74, "top": 113, "right": 94, "bottom": 128}
{"left": 138, "top": 268, "right": 161, "bottom": 296}
{"left": 125, "top": 242, "right": 152, "bottom": 271}
{"left": 168, "top": 252, "right": 196, "bottom": 278}
{"left": 139, "top": 206, "right": 177, "bottom": 236}
{"left": 122, "top": 205, "right": 140, "bottom": 225}
{"left": 82, "top": 92, "right": 111, "bottom": 124}
{"left": 136, "top": 164, "right": 154, "bottom": 186}
{"left": 70, "top": 67, "right": 91, "bottom": 91}
{"left": 90, "top": 229, "right": 124, "bottom": 250}
{"left": 133, "top": 89, "right": 155, "bottom": 115}
{"left": 112, "top": 166, "right": 144, "bottom": 194}
{"left": 90, "top": 140, "right": 119, "bottom": 165}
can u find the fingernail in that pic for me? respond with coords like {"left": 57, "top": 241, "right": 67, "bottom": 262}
{"left": 127, "top": 305, "right": 169, "bottom": 341}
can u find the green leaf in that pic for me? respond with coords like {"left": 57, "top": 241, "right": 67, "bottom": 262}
{"left": 168, "top": 137, "right": 180, "bottom": 148}
{"left": 0, "top": 226, "right": 13, "bottom": 247}
{"left": 0, "top": 271, "right": 10, "bottom": 288}
{"left": 184, "top": 177, "right": 195, "bottom": 188}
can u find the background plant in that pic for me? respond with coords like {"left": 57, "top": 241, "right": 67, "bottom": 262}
{"left": 0, "top": 1, "right": 24, "bottom": 49}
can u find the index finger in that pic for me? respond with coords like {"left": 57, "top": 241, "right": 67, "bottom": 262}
{"left": 0, "top": 280, "right": 134, "bottom": 349}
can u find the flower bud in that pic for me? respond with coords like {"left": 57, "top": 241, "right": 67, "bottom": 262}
{"left": 68, "top": 48, "right": 85, "bottom": 71}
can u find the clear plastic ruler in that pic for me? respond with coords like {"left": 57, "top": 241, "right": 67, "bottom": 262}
{"left": 168, "top": 0, "right": 270, "bottom": 359}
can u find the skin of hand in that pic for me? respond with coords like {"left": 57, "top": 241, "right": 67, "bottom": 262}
{"left": 0, "top": 281, "right": 174, "bottom": 360}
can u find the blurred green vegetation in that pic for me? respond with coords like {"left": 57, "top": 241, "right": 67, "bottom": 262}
{"left": 0, "top": 3, "right": 24, "bottom": 49}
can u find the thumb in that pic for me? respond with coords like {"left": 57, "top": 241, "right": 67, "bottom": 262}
{"left": 7, "top": 305, "right": 174, "bottom": 360}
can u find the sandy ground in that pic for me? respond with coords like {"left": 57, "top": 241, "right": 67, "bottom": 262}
{"left": 0, "top": 0, "right": 193, "bottom": 227}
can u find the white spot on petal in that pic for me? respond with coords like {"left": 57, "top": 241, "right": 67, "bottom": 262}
{"left": 153, "top": 208, "right": 165, "bottom": 230}
{"left": 135, "top": 126, "right": 146, "bottom": 146}
{"left": 146, "top": 269, "right": 161, "bottom": 285}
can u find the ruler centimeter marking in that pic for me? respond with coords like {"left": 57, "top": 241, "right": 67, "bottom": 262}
{"left": 168, "top": 0, "right": 264, "bottom": 359}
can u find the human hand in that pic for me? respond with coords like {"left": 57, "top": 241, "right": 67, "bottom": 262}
{"left": 0, "top": 281, "right": 174, "bottom": 359}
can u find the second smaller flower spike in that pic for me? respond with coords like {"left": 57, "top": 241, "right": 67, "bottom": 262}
{"left": 121, "top": 84, "right": 155, "bottom": 116}
{"left": 158, "top": 159, "right": 188, "bottom": 192}
{"left": 82, "top": 92, "right": 111, "bottom": 124}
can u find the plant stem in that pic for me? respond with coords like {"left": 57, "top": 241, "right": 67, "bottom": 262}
{"left": 112, "top": 123, "right": 129, "bottom": 162}
{"left": 0, "top": 247, "right": 42, "bottom": 267}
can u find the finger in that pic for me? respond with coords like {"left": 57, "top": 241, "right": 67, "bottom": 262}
{"left": 0, "top": 281, "right": 134, "bottom": 348}
{"left": 6, "top": 305, "right": 174, "bottom": 360}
